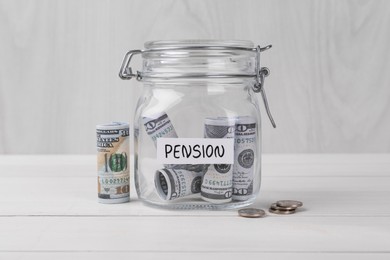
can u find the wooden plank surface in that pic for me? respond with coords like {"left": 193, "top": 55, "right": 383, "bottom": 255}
{"left": 0, "top": 175, "right": 389, "bottom": 217}
{"left": 0, "top": 154, "right": 389, "bottom": 259}
{"left": 0, "top": 155, "right": 389, "bottom": 216}
{"left": 0, "top": 217, "right": 389, "bottom": 252}
{"left": 1, "top": 253, "right": 389, "bottom": 260}
{"left": 1, "top": 154, "right": 390, "bottom": 177}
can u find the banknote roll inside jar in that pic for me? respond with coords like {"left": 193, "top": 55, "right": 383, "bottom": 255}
{"left": 119, "top": 40, "right": 276, "bottom": 210}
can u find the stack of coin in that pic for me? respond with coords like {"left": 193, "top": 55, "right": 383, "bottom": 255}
{"left": 268, "top": 200, "right": 303, "bottom": 215}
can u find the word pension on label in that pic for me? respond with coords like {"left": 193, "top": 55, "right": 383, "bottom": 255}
{"left": 157, "top": 138, "right": 234, "bottom": 164}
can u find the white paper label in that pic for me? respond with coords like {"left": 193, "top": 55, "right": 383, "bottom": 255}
{"left": 157, "top": 138, "right": 234, "bottom": 164}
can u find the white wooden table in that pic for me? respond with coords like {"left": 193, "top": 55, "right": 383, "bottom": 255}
{"left": 0, "top": 154, "right": 389, "bottom": 259}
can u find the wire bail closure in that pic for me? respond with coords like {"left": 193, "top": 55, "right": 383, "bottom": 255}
{"left": 253, "top": 45, "right": 276, "bottom": 128}
{"left": 118, "top": 50, "right": 142, "bottom": 80}
{"left": 119, "top": 44, "right": 276, "bottom": 128}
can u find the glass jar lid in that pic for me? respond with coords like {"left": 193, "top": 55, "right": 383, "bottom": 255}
{"left": 141, "top": 40, "right": 257, "bottom": 80}
{"left": 119, "top": 40, "right": 271, "bottom": 81}
{"left": 144, "top": 39, "right": 254, "bottom": 49}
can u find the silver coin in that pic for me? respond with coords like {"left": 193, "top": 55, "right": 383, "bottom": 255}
{"left": 270, "top": 203, "right": 296, "bottom": 211}
{"left": 269, "top": 207, "right": 296, "bottom": 215}
{"left": 238, "top": 208, "right": 266, "bottom": 218}
{"left": 276, "top": 200, "right": 303, "bottom": 208}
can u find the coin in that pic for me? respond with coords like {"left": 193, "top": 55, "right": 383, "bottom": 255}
{"left": 270, "top": 203, "right": 296, "bottom": 211}
{"left": 238, "top": 208, "right": 266, "bottom": 218}
{"left": 276, "top": 200, "right": 303, "bottom": 208}
{"left": 268, "top": 207, "right": 296, "bottom": 215}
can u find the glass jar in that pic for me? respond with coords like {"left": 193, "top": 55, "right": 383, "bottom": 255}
{"left": 119, "top": 40, "right": 275, "bottom": 210}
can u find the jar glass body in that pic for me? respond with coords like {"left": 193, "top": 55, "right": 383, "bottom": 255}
{"left": 129, "top": 40, "right": 267, "bottom": 210}
{"left": 134, "top": 78, "right": 262, "bottom": 209}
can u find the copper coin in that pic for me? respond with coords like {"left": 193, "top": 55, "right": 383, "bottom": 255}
{"left": 276, "top": 200, "right": 303, "bottom": 208}
{"left": 238, "top": 208, "right": 266, "bottom": 218}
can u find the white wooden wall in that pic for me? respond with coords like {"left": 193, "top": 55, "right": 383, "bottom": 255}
{"left": 0, "top": 0, "right": 389, "bottom": 154}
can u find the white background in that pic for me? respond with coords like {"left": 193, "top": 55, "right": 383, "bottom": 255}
{"left": 0, "top": 0, "right": 389, "bottom": 154}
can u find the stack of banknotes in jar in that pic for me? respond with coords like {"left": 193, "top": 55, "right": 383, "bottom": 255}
{"left": 142, "top": 112, "right": 257, "bottom": 204}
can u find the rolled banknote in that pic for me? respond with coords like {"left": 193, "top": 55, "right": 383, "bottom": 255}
{"left": 143, "top": 111, "right": 204, "bottom": 172}
{"left": 232, "top": 116, "right": 257, "bottom": 201}
{"left": 155, "top": 168, "right": 203, "bottom": 200}
{"left": 96, "top": 122, "right": 130, "bottom": 203}
{"left": 142, "top": 111, "right": 177, "bottom": 169}
{"left": 169, "top": 164, "right": 207, "bottom": 173}
{"left": 142, "top": 111, "right": 178, "bottom": 146}
{"left": 201, "top": 117, "right": 235, "bottom": 204}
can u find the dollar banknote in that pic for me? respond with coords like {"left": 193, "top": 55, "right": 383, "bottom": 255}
{"left": 201, "top": 117, "right": 235, "bottom": 203}
{"left": 155, "top": 168, "right": 203, "bottom": 200}
{"left": 232, "top": 116, "right": 256, "bottom": 201}
{"left": 143, "top": 111, "right": 204, "bottom": 172}
{"left": 142, "top": 112, "right": 178, "bottom": 146}
{"left": 96, "top": 122, "right": 130, "bottom": 203}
